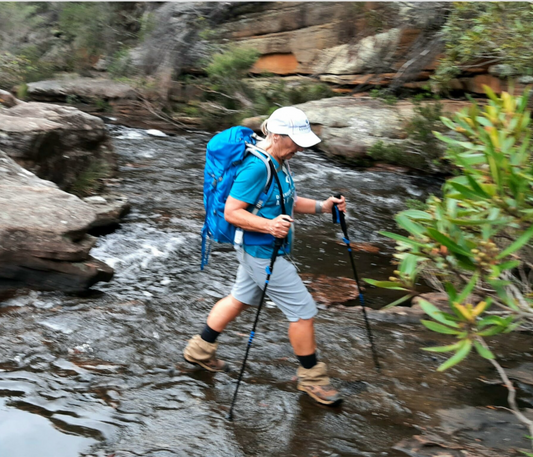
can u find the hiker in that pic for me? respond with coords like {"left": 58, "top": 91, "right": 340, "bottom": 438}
{"left": 185, "top": 106, "right": 346, "bottom": 405}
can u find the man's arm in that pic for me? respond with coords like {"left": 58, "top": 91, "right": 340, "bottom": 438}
{"left": 294, "top": 195, "right": 347, "bottom": 214}
{"left": 225, "top": 196, "right": 293, "bottom": 239}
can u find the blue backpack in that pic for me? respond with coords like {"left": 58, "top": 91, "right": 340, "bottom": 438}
{"left": 200, "top": 126, "right": 278, "bottom": 270}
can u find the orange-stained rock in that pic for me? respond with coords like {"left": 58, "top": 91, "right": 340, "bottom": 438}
{"left": 464, "top": 74, "right": 503, "bottom": 94}
{"left": 321, "top": 71, "right": 432, "bottom": 87}
{"left": 332, "top": 88, "right": 353, "bottom": 94}
{"left": 250, "top": 54, "right": 299, "bottom": 75}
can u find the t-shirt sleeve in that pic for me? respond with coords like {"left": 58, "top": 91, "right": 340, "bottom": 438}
{"left": 229, "top": 157, "right": 269, "bottom": 205}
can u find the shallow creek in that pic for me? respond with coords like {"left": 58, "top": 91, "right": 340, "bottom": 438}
{"left": 0, "top": 126, "right": 531, "bottom": 457}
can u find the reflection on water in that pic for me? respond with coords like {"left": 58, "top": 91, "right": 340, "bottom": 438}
{"left": 0, "top": 398, "right": 97, "bottom": 457}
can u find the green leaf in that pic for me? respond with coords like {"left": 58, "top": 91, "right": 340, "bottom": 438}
{"left": 478, "top": 326, "right": 505, "bottom": 337}
{"left": 457, "top": 154, "right": 486, "bottom": 166}
{"left": 476, "top": 116, "right": 493, "bottom": 127}
{"left": 503, "top": 322, "right": 521, "bottom": 333}
{"left": 396, "top": 214, "right": 426, "bottom": 237}
{"left": 497, "top": 260, "right": 521, "bottom": 271}
{"left": 436, "top": 134, "right": 459, "bottom": 146}
{"left": 422, "top": 341, "right": 464, "bottom": 353}
{"left": 440, "top": 117, "right": 456, "bottom": 131}
{"left": 400, "top": 254, "right": 419, "bottom": 277}
{"left": 483, "top": 85, "right": 500, "bottom": 103}
{"left": 437, "top": 339, "right": 473, "bottom": 371}
{"left": 362, "top": 279, "right": 408, "bottom": 291}
{"left": 419, "top": 299, "right": 459, "bottom": 327}
{"left": 496, "top": 224, "right": 533, "bottom": 259}
{"left": 457, "top": 273, "right": 479, "bottom": 303}
{"left": 444, "top": 282, "right": 458, "bottom": 301}
{"left": 448, "top": 181, "right": 486, "bottom": 200}
{"left": 400, "top": 210, "right": 433, "bottom": 221}
{"left": 466, "top": 174, "right": 490, "bottom": 198}
{"left": 421, "top": 320, "right": 462, "bottom": 335}
{"left": 426, "top": 228, "right": 472, "bottom": 256}
{"left": 383, "top": 294, "right": 414, "bottom": 308}
{"left": 456, "top": 254, "right": 477, "bottom": 271}
{"left": 448, "top": 218, "right": 508, "bottom": 226}
{"left": 473, "top": 340, "right": 495, "bottom": 360}
{"left": 478, "top": 316, "right": 506, "bottom": 328}
{"left": 379, "top": 231, "right": 427, "bottom": 248}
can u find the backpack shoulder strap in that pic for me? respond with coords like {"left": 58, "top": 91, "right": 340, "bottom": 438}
{"left": 245, "top": 144, "right": 275, "bottom": 214}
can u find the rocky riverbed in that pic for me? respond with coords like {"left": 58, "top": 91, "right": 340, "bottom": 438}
{"left": 0, "top": 125, "right": 531, "bottom": 457}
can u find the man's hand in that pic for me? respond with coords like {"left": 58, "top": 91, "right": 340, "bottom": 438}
{"left": 268, "top": 215, "right": 293, "bottom": 238}
{"left": 321, "top": 195, "right": 346, "bottom": 214}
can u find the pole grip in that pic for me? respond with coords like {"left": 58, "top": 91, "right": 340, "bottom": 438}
{"left": 332, "top": 193, "right": 349, "bottom": 240}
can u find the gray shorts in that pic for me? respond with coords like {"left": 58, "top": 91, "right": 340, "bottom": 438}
{"left": 231, "top": 251, "right": 317, "bottom": 322}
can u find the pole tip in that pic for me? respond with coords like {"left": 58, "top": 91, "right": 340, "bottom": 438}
{"left": 226, "top": 412, "right": 234, "bottom": 422}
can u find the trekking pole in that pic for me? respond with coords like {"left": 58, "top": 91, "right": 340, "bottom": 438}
{"left": 227, "top": 236, "right": 285, "bottom": 421}
{"left": 332, "top": 194, "right": 381, "bottom": 372}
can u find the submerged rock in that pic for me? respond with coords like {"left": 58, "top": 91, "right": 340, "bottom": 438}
{"left": 300, "top": 273, "right": 359, "bottom": 307}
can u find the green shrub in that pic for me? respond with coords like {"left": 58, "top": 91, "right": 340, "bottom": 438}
{"left": 405, "top": 198, "right": 428, "bottom": 211}
{"left": 107, "top": 48, "right": 135, "bottom": 79}
{"left": 405, "top": 101, "right": 448, "bottom": 169}
{"left": 370, "top": 88, "right": 398, "bottom": 105}
{"left": 367, "top": 140, "right": 407, "bottom": 163}
{"left": 206, "top": 46, "right": 260, "bottom": 81}
{"left": 69, "top": 159, "right": 111, "bottom": 197}
{"left": 94, "top": 97, "right": 111, "bottom": 112}
{"left": 434, "top": 3, "right": 533, "bottom": 91}
{"left": 0, "top": 52, "right": 32, "bottom": 89}
{"left": 365, "top": 87, "right": 533, "bottom": 440}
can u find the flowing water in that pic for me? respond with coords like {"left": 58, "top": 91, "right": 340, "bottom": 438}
{"left": 1, "top": 126, "right": 531, "bottom": 457}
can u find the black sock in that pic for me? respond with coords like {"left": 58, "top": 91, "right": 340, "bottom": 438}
{"left": 297, "top": 353, "right": 317, "bottom": 370}
{"left": 200, "top": 324, "right": 220, "bottom": 344}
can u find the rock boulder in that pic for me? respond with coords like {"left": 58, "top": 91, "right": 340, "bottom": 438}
{"left": 0, "top": 102, "right": 116, "bottom": 193}
{"left": 26, "top": 78, "right": 136, "bottom": 103}
{"left": 0, "top": 151, "right": 113, "bottom": 293}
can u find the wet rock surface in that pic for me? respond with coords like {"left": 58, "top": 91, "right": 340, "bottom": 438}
{"left": 0, "top": 126, "right": 530, "bottom": 457}
{"left": 84, "top": 193, "right": 132, "bottom": 231}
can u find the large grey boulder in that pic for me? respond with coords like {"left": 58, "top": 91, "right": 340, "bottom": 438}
{"left": 297, "top": 97, "right": 409, "bottom": 162}
{"left": 0, "top": 102, "right": 116, "bottom": 192}
{"left": 243, "top": 97, "right": 472, "bottom": 167}
{"left": 0, "top": 151, "right": 113, "bottom": 293}
{"left": 243, "top": 96, "right": 412, "bottom": 163}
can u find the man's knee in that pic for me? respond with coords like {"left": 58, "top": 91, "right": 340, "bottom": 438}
{"left": 291, "top": 317, "right": 314, "bottom": 327}
{"left": 227, "top": 294, "right": 251, "bottom": 309}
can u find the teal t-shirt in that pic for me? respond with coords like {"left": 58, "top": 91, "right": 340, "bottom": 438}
{"left": 229, "top": 154, "right": 295, "bottom": 259}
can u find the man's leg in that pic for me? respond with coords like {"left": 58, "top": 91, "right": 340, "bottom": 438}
{"left": 289, "top": 318, "right": 342, "bottom": 406}
{"left": 184, "top": 295, "right": 248, "bottom": 372}
{"left": 288, "top": 318, "right": 316, "bottom": 356}
{"left": 207, "top": 294, "right": 249, "bottom": 332}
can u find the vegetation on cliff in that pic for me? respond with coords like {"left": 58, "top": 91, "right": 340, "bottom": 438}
{"left": 433, "top": 2, "right": 533, "bottom": 89}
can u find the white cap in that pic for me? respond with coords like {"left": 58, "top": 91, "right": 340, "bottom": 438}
{"left": 266, "top": 106, "right": 321, "bottom": 148}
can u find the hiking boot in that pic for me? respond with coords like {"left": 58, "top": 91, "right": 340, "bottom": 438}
{"left": 297, "top": 362, "right": 342, "bottom": 406}
{"left": 183, "top": 335, "right": 229, "bottom": 372}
